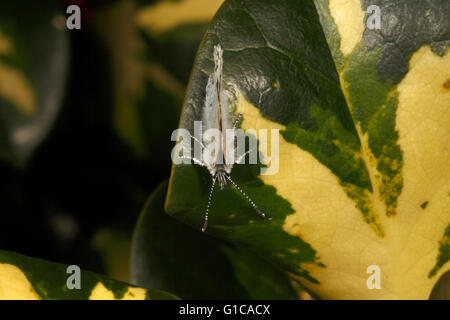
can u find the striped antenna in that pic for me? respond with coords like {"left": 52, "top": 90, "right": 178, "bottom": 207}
{"left": 202, "top": 176, "right": 217, "bottom": 232}
{"left": 225, "top": 174, "right": 269, "bottom": 220}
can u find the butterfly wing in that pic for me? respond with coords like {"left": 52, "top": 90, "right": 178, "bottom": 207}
{"left": 202, "top": 44, "right": 237, "bottom": 174}
{"left": 202, "top": 74, "right": 220, "bottom": 174}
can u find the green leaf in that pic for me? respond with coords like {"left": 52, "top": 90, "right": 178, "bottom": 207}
{"left": 429, "top": 270, "right": 450, "bottom": 300}
{"left": 130, "top": 181, "right": 299, "bottom": 299}
{"left": 166, "top": 0, "right": 450, "bottom": 299}
{"left": 0, "top": 250, "right": 178, "bottom": 300}
{"left": 0, "top": 1, "right": 68, "bottom": 166}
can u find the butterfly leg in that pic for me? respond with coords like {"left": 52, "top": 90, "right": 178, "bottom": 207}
{"left": 176, "top": 145, "right": 206, "bottom": 166}
{"left": 178, "top": 155, "right": 205, "bottom": 167}
{"left": 235, "top": 149, "right": 253, "bottom": 164}
{"left": 189, "top": 133, "right": 206, "bottom": 149}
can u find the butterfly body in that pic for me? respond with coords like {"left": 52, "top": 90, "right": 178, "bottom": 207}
{"left": 180, "top": 44, "right": 269, "bottom": 231}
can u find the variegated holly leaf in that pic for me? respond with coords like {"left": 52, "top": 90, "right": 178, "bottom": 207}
{"left": 0, "top": 250, "right": 178, "bottom": 300}
{"left": 130, "top": 181, "right": 299, "bottom": 299}
{"left": 165, "top": 0, "right": 450, "bottom": 299}
{"left": 0, "top": 1, "right": 68, "bottom": 166}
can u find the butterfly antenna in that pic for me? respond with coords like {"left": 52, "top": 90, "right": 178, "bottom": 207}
{"left": 225, "top": 175, "right": 269, "bottom": 220}
{"left": 202, "top": 176, "right": 217, "bottom": 232}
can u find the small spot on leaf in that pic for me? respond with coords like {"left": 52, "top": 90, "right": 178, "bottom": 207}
{"left": 420, "top": 201, "right": 429, "bottom": 209}
{"left": 443, "top": 78, "right": 450, "bottom": 89}
{"left": 271, "top": 80, "right": 280, "bottom": 89}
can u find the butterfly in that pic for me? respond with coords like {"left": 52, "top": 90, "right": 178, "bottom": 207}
{"left": 178, "top": 44, "right": 269, "bottom": 232}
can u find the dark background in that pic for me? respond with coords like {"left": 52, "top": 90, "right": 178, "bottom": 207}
{"left": 0, "top": 0, "right": 213, "bottom": 281}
